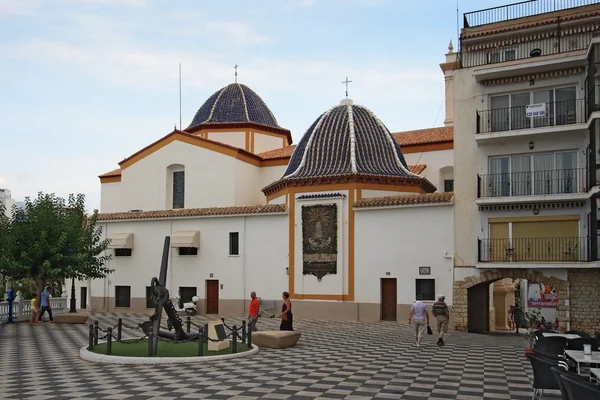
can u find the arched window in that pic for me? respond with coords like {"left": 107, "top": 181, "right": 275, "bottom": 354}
{"left": 439, "top": 166, "right": 454, "bottom": 192}
{"left": 167, "top": 164, "right": 185, "bottom": 209}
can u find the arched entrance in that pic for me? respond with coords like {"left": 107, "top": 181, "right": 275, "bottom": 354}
{"left": 453, "top": 269, "right": 569, "bottom": 332}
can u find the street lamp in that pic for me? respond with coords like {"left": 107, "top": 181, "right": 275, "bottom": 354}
{"left": 69, "top": 275, "right": 76, "bottom": 313}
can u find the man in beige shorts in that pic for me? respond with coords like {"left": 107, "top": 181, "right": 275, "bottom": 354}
{"left": 432, "top": 294, "right": 449, "bottom": 346}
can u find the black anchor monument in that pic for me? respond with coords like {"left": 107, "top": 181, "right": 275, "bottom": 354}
{"left": 139, "top": 236, "right": 199, "bottom": 355}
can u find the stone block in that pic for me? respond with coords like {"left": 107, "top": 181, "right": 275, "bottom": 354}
{"left": 54, "top": 313, "right": 89, "bottom": 324}
{"left": 251, "top": 331, "right": 301, "bottom": 349}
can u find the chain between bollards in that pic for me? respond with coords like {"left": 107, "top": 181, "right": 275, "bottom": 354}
{"left": 232, "top": 325, "right": 238, "bottom": 354}
{"left": 88, "top": 324, "right": 94, "bottom": 350}
{"left": 107, "top": 327, "right": 112, "bottom": 355}
{"left": 93, "top": 320, "right": 99, "bottom": 346}
{"left": 117, "top": 318, "right": 122, "bottom": 342}
{"left": 198, "top": 327, "right": 204, "bottom": 356}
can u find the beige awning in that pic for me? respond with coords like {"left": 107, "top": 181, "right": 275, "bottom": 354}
{"left": 171, "top": 230, "right": 200, "bottom": 248}
{"left": 107, "top": 233, "right": 134, "bottom": 249}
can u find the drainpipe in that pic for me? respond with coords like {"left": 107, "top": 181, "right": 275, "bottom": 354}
{"left": 242, "top": 216, "right": 247, "bottom": 314}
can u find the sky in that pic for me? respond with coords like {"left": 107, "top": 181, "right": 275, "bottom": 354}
{"left": 0, "top": 0, "right": 512, "bottom": 211}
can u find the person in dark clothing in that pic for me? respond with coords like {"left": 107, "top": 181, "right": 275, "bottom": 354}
{"left": 280, "top": 291, "right": 293, "bottom": 331}
{"left": 511, "top": 305, "right": 523, "bottom": 334}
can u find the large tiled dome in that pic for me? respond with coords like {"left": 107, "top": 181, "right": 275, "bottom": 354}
{"left": 187, "top": 83, "right": 280, "bottom": 130}
{"left": 262, "top": 99, "right": 435, "bottom": 195}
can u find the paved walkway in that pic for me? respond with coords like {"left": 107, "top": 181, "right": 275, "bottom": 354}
{"left": 0, "top": 312, "right": 558, "bottom": 400}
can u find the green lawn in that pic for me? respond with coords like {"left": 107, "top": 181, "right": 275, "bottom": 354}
{"left": 90, "top": 339, "right": 252, "bottom": 357}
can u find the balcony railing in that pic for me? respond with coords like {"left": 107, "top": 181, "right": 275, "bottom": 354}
{"left": 477, "top": 168, "right": 587, "bottom": 198}
{"left": 478, "top": 237, "right": 589, "bottom": 262}
{"left": 477, "top": 98, "right": 585, "bottom": 134}
{"left": 463, "top": 0, "right": 599, "bottom": 28}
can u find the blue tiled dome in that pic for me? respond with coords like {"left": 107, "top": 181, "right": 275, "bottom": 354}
{"left": 283, "top": 100, "right": 415, "bottom": 179}
{"left": 262, "top": 99, "right": 436, "bottom": 196}
{"left": 187, "top": 83, "right": 280, "bottom": 129}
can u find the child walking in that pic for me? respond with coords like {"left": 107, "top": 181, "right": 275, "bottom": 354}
{"left": 30, "top": 294, "right": 39, "bottom": 325}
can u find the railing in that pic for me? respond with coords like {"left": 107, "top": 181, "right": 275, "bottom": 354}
{"left": 463, "top": 0, "right": 599, "bottom": 28}
{"left": 477, "top": 98, "right": 586, "bottom": 134}
{"left": 477, "top": 168, "right": 587, "bottom": 198}
{"left": 0, "top": 297, "right": 68, "bottom": 321}
{"left": 478, "top": 237, "right": 589, "bottom": 262}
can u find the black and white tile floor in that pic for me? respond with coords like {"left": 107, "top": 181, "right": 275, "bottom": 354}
{"left": 0, "top": 313, "right": 559, "bottom": 400}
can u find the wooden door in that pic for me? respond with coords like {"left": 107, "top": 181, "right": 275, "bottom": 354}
{"left": 206, "top": 280, "right": 219, "bottom": 314}
{"left": 380, "top": 278, "right": 397, "bottom": 321}
{"left": 80, "top": 287, "right": 87, "bottom": 309}
{"left": 467, "top": 283, "right": 489, "bottom": 333}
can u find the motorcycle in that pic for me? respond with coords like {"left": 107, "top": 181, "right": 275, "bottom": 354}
{"left": 174, "top": 295, "right": 199, "bottom": 316}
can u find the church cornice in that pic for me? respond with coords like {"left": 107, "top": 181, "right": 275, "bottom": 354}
{"left": 185, "top": 121, "right": 293, "bottom": 145}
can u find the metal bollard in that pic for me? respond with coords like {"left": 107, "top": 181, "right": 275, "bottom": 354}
{"left": 88, "top": 324, "right": 94, "bottom": 350}
{"left": 247, "top": 328, "right": 252, "bottom": 349}
{"left": 93, "top": 321, "right": 99, "bottom": 346}
{"left": 107, "top": 327, "right": 112, "bottom": 355}
{"left": 232, "top": 325, "right": 237, "bottom": 354}
{"left": 198, "top": 328, "right": 204, "bottom": 357}
{"left": 148, "top": 333, "right": 154, "bottom": 357}
{"left": 241, "top": 320, "right": 247, "bottom": 344}
{"left": 117, "top": 318, "right": 122, "bottom": 342}
{"left": 186, "top": 316, "right": 191, "bottom": 334}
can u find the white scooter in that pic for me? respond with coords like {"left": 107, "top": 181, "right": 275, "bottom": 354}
{"left": 174, "top": 295, "right": 199, "bottom": 316}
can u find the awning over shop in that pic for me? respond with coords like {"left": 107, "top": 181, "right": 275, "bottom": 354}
{"left": 107, "top": 233, "right": 134, "bottom": 249}
{"left": 171, "top": 230, "right": 200, "bottom": 248}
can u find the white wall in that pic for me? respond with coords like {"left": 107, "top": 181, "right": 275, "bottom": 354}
{"left": 403, "top": 149, "right": 454, "bottom": 191}
{"left": 293, "top": 193, "right": 349, "bottom": 297}
{"left": 80, "top": 213, "right": 289, "bottom": 311}
{"left": 100, "top": 182, "right": 121, "bottom": 213}
{"left": 260, "top": 165, "right": 287, "bottom": 192}
{"left": 253, "top": 132, "right": 285, "bottom": 154}
{"left": 234, "top": 162, "right": 263, "bottom": 206}
{"left": 354, "top": 204, "right": 454, "bottom": 306}
{"left": 205, "top": 131, "right": 246, "bottom": 150}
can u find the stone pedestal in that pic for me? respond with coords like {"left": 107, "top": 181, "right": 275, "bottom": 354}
{"left": 252, "top": 331, "right": 301, "bottom": 349}
{"left": 207, "top": 321, "right": 229, "bottom": 352}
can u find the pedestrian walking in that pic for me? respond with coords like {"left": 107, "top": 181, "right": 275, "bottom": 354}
{"left": 280, "top": 291, "right": 293, "bottom": 331}
{"left": 248, "top": 291, "right": 260, "bottom": 332}
{"left": 409, "top": 295, "right": 429, "bottom": 347}
{"left": 432, "top": 294, "right": 449, "bottom": 346}
{"left": 38, "top": 286, "right": 53, "bottom": 322}
{"left": 30, "top": 294, "right": 39, "bottom": 325}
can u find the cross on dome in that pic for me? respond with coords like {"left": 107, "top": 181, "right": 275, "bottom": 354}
{"left": 342, "top": 76, "right": 352, "bottom": 99}
{"left": 234, "top": 63, "right": 239, "bottom": 83}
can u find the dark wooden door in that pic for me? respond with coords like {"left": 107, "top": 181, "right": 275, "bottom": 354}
{"left": 380, "top": 278, "right": 397, "bottom": 321}
{"left": 80, "top": 287, "right": 87, "bottom": 309}
{"left": 467, "top": 283, "right": 489, "bottom": 333}
{"left": 206, "top": 280, "right": 219, "bottom": 314}
{"left": 179, "top": 287, "right": 197, "bottom": 305}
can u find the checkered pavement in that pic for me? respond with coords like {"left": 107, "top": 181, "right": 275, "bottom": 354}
{"left": 0, "top": 313, "right": 559, "bottom": 399}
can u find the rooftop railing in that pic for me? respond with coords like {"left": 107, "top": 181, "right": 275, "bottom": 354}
{"left": 477, "top": 168, "right": 587, "bottom": 198}
{"left": 464, "top": 0, "right": 600, "bottom": 28}
{"left": 477, "top": 237, "right": 589, "bottom": 262}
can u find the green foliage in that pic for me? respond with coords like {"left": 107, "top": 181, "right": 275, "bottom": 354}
{"left": 0, "top": 193, "right": 113, "bottom": 291}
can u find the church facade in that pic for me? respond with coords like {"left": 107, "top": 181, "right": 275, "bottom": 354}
{"left": 79, "top": 73, "right": 455, "bottom": 322}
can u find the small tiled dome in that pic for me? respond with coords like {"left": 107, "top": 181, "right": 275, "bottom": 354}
{"left": 283, "top": 99, "right": 416, "bottom": 179}
{"left": 187, "top": 83, "right": 280, "bottom": 129}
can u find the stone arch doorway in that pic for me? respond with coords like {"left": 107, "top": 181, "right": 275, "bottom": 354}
{"left": 453, "top": 269, "right": 569, "bottom": 332}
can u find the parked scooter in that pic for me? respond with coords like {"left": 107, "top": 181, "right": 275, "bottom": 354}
{"left": 174, "top": 295, "right": 199, "bottom": 316}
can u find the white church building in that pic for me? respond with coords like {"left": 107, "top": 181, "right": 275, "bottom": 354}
{"left": 79, "top": 69, "right": 455, "bottom": 322}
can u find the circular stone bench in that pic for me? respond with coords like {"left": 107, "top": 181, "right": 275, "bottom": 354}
{"left": 252, "top": 331, "right": 301, "bottom": 349}
{"left": 53, "top": 314, "right": 89, "bottom": 324}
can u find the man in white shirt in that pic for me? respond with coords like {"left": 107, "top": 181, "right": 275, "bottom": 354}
{"left": 408, "top": 295, "right": 430, "bottom": 347}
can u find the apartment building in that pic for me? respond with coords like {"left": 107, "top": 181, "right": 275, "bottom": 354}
{"left": 452, "top": 0, "right": 600, "bottom": 333}
{"left": 0, "top": 188, "right": 15, "bottom": 219}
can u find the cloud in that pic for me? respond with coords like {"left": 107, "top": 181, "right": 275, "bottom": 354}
{"left": 0, "top": 174, "right": 6, "bottom": 186}
{"left": 0, "top": 0, "right": 38, "bottom": 15}
{"left": 203, "top": 21, "right": 271, "bottom": 46}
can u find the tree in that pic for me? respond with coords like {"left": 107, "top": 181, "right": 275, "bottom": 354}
{"left": 0, "top": 192, "right": 113, "bottom": 293}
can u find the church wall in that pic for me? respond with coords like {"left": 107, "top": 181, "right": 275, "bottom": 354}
{"left": 204, "top": 131, "right": 246, "bottom": 150}
{"left": 100, "top": 182, "right": 121, "bottom": 213}
{"left": 354, "top": 203, "right": 454, "bottom": 317}
{"left": 119, "top": 140, "right": 238, "bottom": 212}
{"left": 252, "top": 132, "right": 285, "bottom": 154}
{"left": 293, "top": 193, "right": 349, "bottom": 298}
{"left": 260, "top": 165, "right": 287, "bottom": 193}
{"left": 234, "top": 162, "right": 263, "bottom": 206}
{"left": 402, "top": 149, "right": 453, "bottom": 191}
{"left": 83, "top": 213, "right": 288, "bottom": 314}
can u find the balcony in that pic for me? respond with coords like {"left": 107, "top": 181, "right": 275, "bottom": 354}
{"left": 477, "top": 168, "right": 587, "bottom": 199}
{"left": 476, "top": 98, "right": 586, "bottom": 135}
{"left": 477, "top": 237, "right": 590, "bottom": 263}
{"left": 463, "top": 0, "right": 599, "bottom": 28}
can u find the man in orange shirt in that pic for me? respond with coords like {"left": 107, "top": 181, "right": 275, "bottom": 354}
{"left": 248, "top": 291, "right": 260, "bottom": 332}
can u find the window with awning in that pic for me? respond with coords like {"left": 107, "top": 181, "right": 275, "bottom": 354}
{"left": 171, "top": 230, "right": 200, "bottom": 248}
{"left": 107, "top": 233, "right": 134, "bottom": 249}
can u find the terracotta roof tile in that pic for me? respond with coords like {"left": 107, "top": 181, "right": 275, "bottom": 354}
{"left": 99, "top": 168, "right": 121, "bottom": 178}
{"left": 97, "top": 204, "right": 287, "bottom": 221}
{"left": 257, "top": 146, "right": 297, "bottom": 160}
{"left": 354, "top": 192, "right": 454, "bottom": 208}
{"left": 393, "top": 126, "right": 453, "bottom": 146}
{"left": 409, "top": 164, "right": 427, "bottom": 174}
